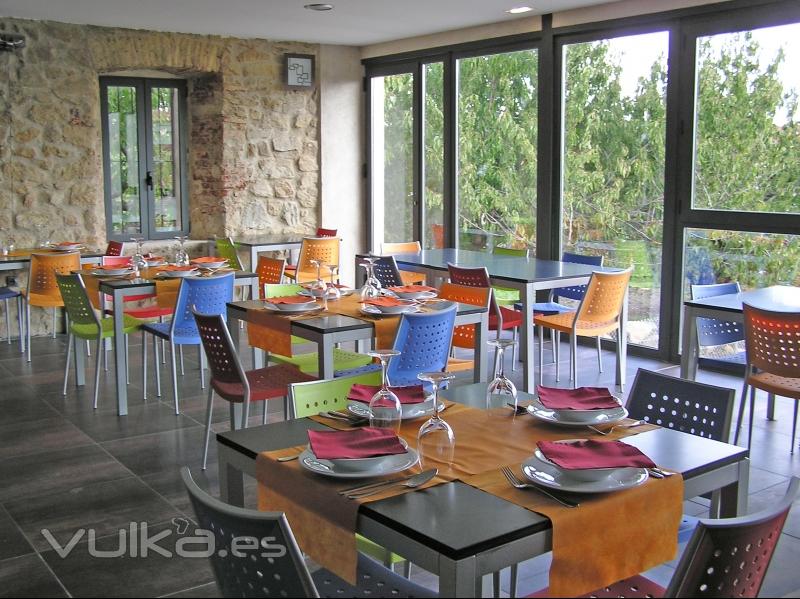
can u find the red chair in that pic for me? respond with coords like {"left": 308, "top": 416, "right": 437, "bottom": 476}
{"left": 316, "top": 227, "right": 337, "bottom": 237}
{"left": 447, "top": 263, "right": 524, "bottom": 370}
{"left": 526, "top": 477, "right": 798, "bottom": 598}
{"left": 105, "top": 240, "right": 124, "bottom": 256}
{"left": 193, "top": 310, "right": 315, "bottom": 469}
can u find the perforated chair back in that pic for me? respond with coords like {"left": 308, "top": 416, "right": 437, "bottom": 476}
{"left": 447, "top": 263, "right": 501, "bottom": 317}
{"left": 181, "top": 467, "right": 319, "bottom": 598}
{"left": 215, "top": 237, "right": 243, "bottom": 270}
{"left": 438, "top": 282, "right": 492, "bottom": 349}
{"left": 56, "top": 274, "right": 100, "bottom": 329}
{"left": 574, "top": 268, "right": 632, "bottom": 326}
{"left": 264, "top": 283, "right": 303, "bottom": 298}
{"left": 295, "top": 237, "right": 340, "bottom": 283}
{"left": 387, "top": 304, "right": 457, "bottom": 386}
{"left": 382, "top": 241, "right": 421, "bottom": 255}
{"left": 743, "top": 303, "right": 800, "bottom": 380}
{"left": 626, "top": 369, "right": 735, "bottom": 441}
{"left": 555, "top": 252, "right": 604, "bottom": 302}
{"left": 105, "top": 240, "right": 124, "bottom": 256}
{"left": 372, "top": 256, "right": 405, "bottom": 288}
{"left": 171, "top": 274, "right": 235, "bottom": 338}
{"left": 290, "top": 370, "right": 383, "bottom": 418}
{"left": 691, "top": 282, "right": 745, "bottom": 347}
{"left": 193, "top": 310, "right": 248, "bottom": 389}
{"left": 257, "top": 257, "right": 286, "bottom": 298}
{"left": 664, "top": 477, "right": 799, "bottom": 598}
{"left": 27, "top": 252, "right": 81, "bottom": 303}
{"left": 102, "top": 256, "right": 132, "bottom": 267}
{"left": 316, "top": 227, "right": 337, "bottom": 237}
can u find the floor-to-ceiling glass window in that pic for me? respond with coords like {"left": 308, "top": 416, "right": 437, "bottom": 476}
{"left": 423, "top": 62, "right": 445, "bottom": 249}
{"left": 560, "top": 31, "right": 669, "bottom": 349}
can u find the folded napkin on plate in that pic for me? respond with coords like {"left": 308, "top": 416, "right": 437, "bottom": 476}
{"left": 387, "top": 285, "right": 438, "bottom": 294}
{"left": 191, "top": 256, "right": 226, "bottom": 263}
{"left": 301, "top": 282, "right": 349, "bottom": 289}
{"left": 308, "top": 427, "right": 406, "bottom": 460}
{"left": 347, "top": 383, "right": 426, "bottom": 404}
{"left": 536, "top": 385, "right": 620, "bottom": 410}
{"left": 537, "top": 439, "right": 656, "bottom": 470}
{"left": 362, "top": 297, "right": 410, "bottom": 307}
{"left": 159, "top": 265, "right": 197, "bottom": 272}
{"left": 267, "top": 295, "right": 316, "bottom": 304}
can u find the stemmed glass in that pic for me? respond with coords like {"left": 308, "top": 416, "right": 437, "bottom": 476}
{"left": 417, "top": 371, "right": 456, "bottom": 467}
{"left": 359, "top": 256, "right": 382, "bottom": 300}
{"left": 174, "top": 236, "right": 189, "bottom": 266}
{"left": 130, "top": 236, "right": 147, "bottom": 276}
{"left": 35, "top": 224, "right": 50, "bottom": 248}
{"left": 326, "top": 264, "right": 341, "bottom": 301}
{"left": 367, "top": 349, "right": 402, "bottom": 434}
{"left": 308, "top": 259, "right": 328, "bottom": 306}
{"left": 485, "top": 338, "right": 518, "bottom": 411}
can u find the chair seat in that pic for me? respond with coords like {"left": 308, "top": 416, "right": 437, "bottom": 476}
{"left": 312, "top": 553, "right": 436, "bottom": 598}
{"left": 270, "top": 348, "right": 373, "bottom": 375}
{"left": 211, "top": 363, "right": 315, "bottom": 403}
{"left": 141, "top": 321, "right": 201, "bottom": 344}
{"left": 525, "top": 574, "right": 665, "bottom": 598}
{"left": 534, "top": 311, "right": 618, "bottom": 337}
{"left": 747, "top": 371, "right": 800, "bottom": 399}
{"left": 117, "top": 305, "right": 174, "bottom": 320}
{"left": 334, "top": 363, "right": 382, "bottom": 378}
{"left": 71, "top": 314, "right": 142, "bottom": 340}
{"left": 0, "top": 287, "right": 21, "bottom": 300}
{"left": 21, "top": 289, "right": 64, "bottom": 308}
{"left": 489, "top": 306, "right": 524, "bottom": 330}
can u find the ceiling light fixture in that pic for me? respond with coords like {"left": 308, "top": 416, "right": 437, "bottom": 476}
{"left": 304, "top": 3, "right": 334, "bottom": 11}
{"left": 506, "top": 6, "right": 533, "bottom": 14}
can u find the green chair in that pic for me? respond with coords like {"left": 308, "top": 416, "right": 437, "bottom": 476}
{"left": 57, "top": 273, "right": 143, "bottom": 409}
{"left": 263, "top": 283, "right": 373, "bottom": 376}
{"left": 214, "top": 237, "right": 244, "bottom": 270}
{"left": 288, "top": 371, "right": 411, "bottom": 575}
{"left": 492, "top": 246, "right": 529, "bottom": 306}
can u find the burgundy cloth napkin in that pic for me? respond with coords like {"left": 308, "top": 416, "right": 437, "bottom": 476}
{"left": 536, "top": 385, "right": 620, "bottom": 410}
{"left": 537, "top": 440, "right": 656, "bottom": 470}
{"left": 308, "top": 428, "right": 406, "bottom": 460}
{"left": 347, "top": 384, "right": 427, "bottom": 405}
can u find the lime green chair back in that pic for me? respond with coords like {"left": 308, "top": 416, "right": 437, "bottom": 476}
{"left": 493, "top": 246, "right": 529, "bottom": 258}
{"left": 265, "top": 283, "right": 303, "bottom": 298}
{"left": 56, "top": 273, "right": 100, "bottom": 330}
{"left": 289, "top": 370, "right": 382, "bottom": 419}
{"left": 215, "top": 237, "right": 243, "bottom": 270}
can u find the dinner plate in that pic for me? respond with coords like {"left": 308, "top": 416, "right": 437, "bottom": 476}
{"left": 360, "top": 304, "right": 420, "bottom": 316}
{"left": 145, "top": 259, "right": 166, "bottom": 267}
{"left": 299, "top": 287, "right": 354, "bottom": 298}
{"left": 525, "top": 398, "right": 628, "bottom": 427}
{"left": 346, "top": 399, "right": 444, "bottom": 421}
{"left": 298, "top": 444, "right": 419, "bottom": 479}
{"left": 533, "top": 441, "right": 631, "bottom": 482}
{"left": 261, "top": 303, "right": 324, "bottom": 316}
{"left": 264, "top": 299, "right": 320, "bottom": 312}
{"left": 521, "top": 452, "right": 648, "bottom": 493}
{"left": 91, "top": 267, "right": 133, "bottom": 276}
{"left": 51, "top": 245, "right": 83, "bottom": 252}
{"left": 389, "top": 290, "right": 438, "bottom": 301}
{"left": 156, "top": 269, "right": 200, "bottom": 278}
{"left": 191, "top": 260, "right": 228, "bottom": 269}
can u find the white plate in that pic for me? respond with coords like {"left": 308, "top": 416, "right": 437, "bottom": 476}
{"left": 157, "top": 269, "right": 200, "bottom": 278}
{"left": 91, "top": 267, "right": 132, "bottom": 276}
{"left": 298, "top": 445, "right": 419, "bottom": 479}
{"left": 51, "top": 244, "right": 83, "bottom": 251}
{"left": 526, "top": 399, "right": 628, "bottom": 427}
{"left": 521, "top": 452, "right": 648, "bottom": 494}
{"left": 299, "top": 287, "right": 354, "bottom": 298}
{"left": 264, "top": 299, "right": 320, "bottom": 312}
{"left": 533, "top": 442, "right": 631, "bottom": 482}
{"left": 389, "top": 290, "right": 438, "bottom": 301}
{"left": 360, "top": 304, "right": 420, "bottom": 316}
{"left": 327, "top": 438, "right": 412, "bottom": 471}
{"left": 145, "top": 259, "right": 165, "bottom": 267}
{"left": 347, "top": 399, "right": 443, "bottom": 421}
{"left": 261, "top": 303, "right": 324, "bottom": 316}
{"left": 191, "top": 260, "right": 228, "bottom": 270}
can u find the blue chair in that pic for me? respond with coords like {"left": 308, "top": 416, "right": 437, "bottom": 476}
{"left": 141, "top": 273, "right": 234, "bottom": 414}
{"left": 0, "top": 286, "right": 23, "bottom": 352}
{"left": 387, "top": 304, "right": 457, "bottom": 387}
{"left": 372, "top": 256, "right": 405, "bottom": 288}
{"left": 690, "top": 282, "right": 746, "bottom": 365}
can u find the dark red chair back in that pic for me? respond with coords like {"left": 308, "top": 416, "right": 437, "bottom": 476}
{"left": 316, "top": 227, "right": 337, "bottom": 237}
{"left": 447, "top": 263, "right": 499, "bottom": 314}
{"left": 105, "top": 240, "right": 124, "bottom": 256}
{"left": 192, "top": 310, "right": 247, "bottom": 389}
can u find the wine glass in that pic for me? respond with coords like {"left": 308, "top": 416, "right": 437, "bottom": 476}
{"left": 326, "top": 264, "right": 342, "bottom": 301}
{"left": 359, "top": 256, "right": 382, "bottom": 300}
{"left": 417, "top": 371, "right": 456, "bottom": 468}
{"left": 130, "top": 236, "right": 147, "bottom": 276}
{"left": 367, "top": 349, "right": 402, "bottom": 434}
{"left": 308, "top": 259, "right": 328, "bottom": 304}
{"left": 35, "top": 224, "right": 50, "bottom": 248}
{"left": 174, "top": 236, "right": 189, "bottom": 266}
{"left": 485, "top": 338, "right": 518, "bottom": 411}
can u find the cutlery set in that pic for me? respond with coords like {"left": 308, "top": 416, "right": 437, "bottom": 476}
{"left": 338, "top": 469, "right": 438, "bottom": 499}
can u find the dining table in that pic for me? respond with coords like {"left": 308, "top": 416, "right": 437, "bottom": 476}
{"left": 216, "top": 381, "right": 750, "bottom": 597}
{"left": 680, "top": 285, "right": 800, "bottom": 419}
{"left": 358, "top": 249, "right": 624, "bottom": 393}
{"left": 208, "top": 233, "right": 305, "bottom": 271}
{"left": 97, "top": 270, "right": 260, "bottom": 416}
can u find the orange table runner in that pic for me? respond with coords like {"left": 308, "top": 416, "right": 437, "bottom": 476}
{"left": 246, "top": 310, "right": 294, "bottom": 356}
{"left": 328, "top": 293, "right": 399, "bottom": 348}
{"left": 257, "top": 403, "right": 680, "bottom": 592}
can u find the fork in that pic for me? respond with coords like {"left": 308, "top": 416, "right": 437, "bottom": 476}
{"left": 500, "top": 466, "right": 580, "bottom": 508}
{"left": 587, "top": 420, "right": 646, "bottom": 436}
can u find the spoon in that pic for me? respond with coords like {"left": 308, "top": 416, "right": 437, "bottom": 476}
{"left": 345, "top": 469, "right": 438, "bottom": 499}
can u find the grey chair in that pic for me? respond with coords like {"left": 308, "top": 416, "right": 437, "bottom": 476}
{"left": 180, "top": 467, "right": 437, "bottom": 598}
{"left": 372, "top": 256, "right": 406, "bottom": 288}
{"left": 690, "top": 282, "right": 746, "bottom": 365}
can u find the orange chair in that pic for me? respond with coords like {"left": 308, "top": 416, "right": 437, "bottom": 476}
{"left": 381, "top": 241, "right": 426, "bottom": 285}
{"left": 438, "top": 282, "right": 492, "bottom": 373}
{"left": 735, "top": 304, "right": 800, "bottom": 454}
{"left": 534, "top": 268, "right": 632, "bottom": 389}
{"left": 22, "top": 251, "right": 81, "bottom": 362}
{"left": 285, "top": 237, "right": 340, "bottom": 284}
{"left": 256, "top": 256, "right": 286, "bottom": 299}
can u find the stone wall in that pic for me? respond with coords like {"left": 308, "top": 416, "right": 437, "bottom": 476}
{"left": 0, "top": 17, "right": 324, "bottom": 334}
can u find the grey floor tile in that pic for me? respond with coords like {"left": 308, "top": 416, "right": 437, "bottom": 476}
{"left": 64, "top": 400, "right": 200, "bottom": 443}
{"left": 160, "top": 582, "right": 221, "bottom": 598}
{"left": 0, "top": 553, "right": 67, "bottom": 597}
{"left": 101, "top": 427, "right": 213, "bottom": 476}
{"left": 0, "top": 416, "right": 95, "bottom": 460}
{"left": 0, "top": 506, "right": 34, "bottom": 561}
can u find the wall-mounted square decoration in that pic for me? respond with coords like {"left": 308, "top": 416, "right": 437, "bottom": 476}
{"left": 284, "top": 53, "right": 315, "bottom": 88}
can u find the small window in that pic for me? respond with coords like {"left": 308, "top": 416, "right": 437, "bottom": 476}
{"left": 100, "top": 77, "right": 189, "bottom": 240}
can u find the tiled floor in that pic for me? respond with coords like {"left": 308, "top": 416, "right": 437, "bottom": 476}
{"left": 0, "top": 331, "right": 799, "bottom": 597}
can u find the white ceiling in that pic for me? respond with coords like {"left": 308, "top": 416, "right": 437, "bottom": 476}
{"left": 0, "top": 0, "right": 615, "bottom": 46}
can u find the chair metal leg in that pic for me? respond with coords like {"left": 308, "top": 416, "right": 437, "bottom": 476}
{"left": 103, "top": 337, "right": 108, "bottom": 371}
{"left": 596, "top": 336, "right": 603, "bottom": 373}
{"left": 86, "top": 339, "right": 91, "bottom": 357}
{"left": 142, "top": 333, "right": 148, "bottom": 400}
{"left": 538, "top": 325, "right": 545, "bottom": 385}
{"left": 510, "top": 563, "right": 518, "bottom": 598}
{"left": 199, "top": 345, "right": 206, "bottom": 389}
{"left": 17, "top": 296, "right": 24, "bottom": 353}
{"left": 791, "top": 399, "right": 798, "bottom": 455}
{"left": 202, "top": 386, "right": 215, "bottom": 470}
{"left": 570, "top": 333, "right": 578, "bottom": 387}
{"left": 555, "top": 331, "right": 561, "bottom": 383}
{"left": 747, "top": 386, "right": 756, "bottom": 451}
{"left": 52, "top": 308, "right": 57, "bottom": 338}
{"left": 62, "top": 332, "right": 73, "bottom": 395}
{"left": 125, "top": 335, "right": 130, "bottom": 384}
{"left": 154, "top": 336, "right": 162, "bottom": 397}
{"left": 550, "top": 329, "right": 557, "bottom": 363}
{"left": 242, "top": 393, "right": 251, "bottom": 429}
{"left": 511, "top": 328, "right": 518, "bottom": 372}
{"left": 734, "top": 380, "right": 749, "bottom": 445}
{"left": 170, "top": 341, "right": 180, "bottom": 415}
{"left": 492, "top": 572, "right": 501, "bottom": 598}
{"left": 262, "top": 400, "right": 268, "bottom": 425}
{"left": 4, "top": 298, "right": 10, "bottom": 344}
{"left": 401, "top": 560, "right": 411, "bottom": 579}
{"left": 179, "top": 345, "right": 185, "bottom": 376}
{"left": 26, "top": 301, "right": 31, "bottom": 362}
{"left": 93, "top": 337, "right": 103, "bottom": 409}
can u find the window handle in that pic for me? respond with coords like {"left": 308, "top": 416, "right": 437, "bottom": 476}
{"left": 145, "top": 171, "right": 154, "bottom": 190}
